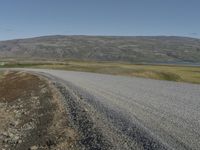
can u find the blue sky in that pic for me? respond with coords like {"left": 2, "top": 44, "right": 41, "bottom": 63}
{"left": 0, "top": 0, "right": 199, "bottom": 40}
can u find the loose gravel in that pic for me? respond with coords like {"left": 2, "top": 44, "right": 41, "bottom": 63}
{"left": 5, "top": 69, "right": 200, "bottom": 150}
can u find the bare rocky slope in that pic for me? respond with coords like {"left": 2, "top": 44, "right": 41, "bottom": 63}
{"left": 0, "top": 35, "right": 200, "bottom": 63}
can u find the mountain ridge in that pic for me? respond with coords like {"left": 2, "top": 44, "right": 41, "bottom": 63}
{"left": 0, "top": 35, "right": 200, "bottom": 63}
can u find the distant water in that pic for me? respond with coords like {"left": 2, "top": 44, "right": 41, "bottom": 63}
{"left": 144, "top": 62, "right": 200, "bottom": 67}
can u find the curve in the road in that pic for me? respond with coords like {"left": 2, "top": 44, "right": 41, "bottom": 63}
{"left": 7, "top": 69, "right": 200, "bottom": 150}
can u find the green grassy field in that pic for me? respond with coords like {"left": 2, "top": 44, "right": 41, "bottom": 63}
{"left": 1, "top": 60, "right": 200, "bottom": 84}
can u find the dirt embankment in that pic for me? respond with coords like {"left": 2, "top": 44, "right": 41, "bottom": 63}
{"left": 0, "top": 71, "right": 78, "bottom": 150}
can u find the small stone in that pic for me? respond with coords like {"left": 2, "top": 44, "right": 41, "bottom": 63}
{"left": 14, "top": 136, "right": 20, "bottom": 141}
{"left": 30, "top": 145, "right": 38, "bottom": 150}
{"left": 9, "top": 132, "right": 14, "bottom": 138}
{"left": 2, "top": 132, "right": 8, "bottom": 136}
{"left": 18, "top": 140, "right": 22, "bottom": 144}
{"left": 14, "top": 120, "right": 20, "bottom": 126}
{"left": 4, "top": 144, "right": 8, "bottom": 147}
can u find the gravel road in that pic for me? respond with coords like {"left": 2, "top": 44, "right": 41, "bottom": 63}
{"left": 6, "top": 69, "right": 200, "bottom": 150}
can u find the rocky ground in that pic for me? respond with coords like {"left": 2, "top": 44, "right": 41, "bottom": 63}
{"left": 0, "top": 71, "right": 78, "bottom": 150}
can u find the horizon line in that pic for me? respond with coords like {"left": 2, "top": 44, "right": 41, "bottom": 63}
{"left": 0, "top": 34, "right": 199, "bottom": 42}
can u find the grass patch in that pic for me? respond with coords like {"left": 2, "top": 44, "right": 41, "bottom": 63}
{"left": 0, "top": 71, "right": 5, "bottom": 80}
{"left": 1, "top": 60, "right": 200, "bottom": 84}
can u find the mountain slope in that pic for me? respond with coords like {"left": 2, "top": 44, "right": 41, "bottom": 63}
{"left": 0, "top": 35, "right": 200, "bottom": 63}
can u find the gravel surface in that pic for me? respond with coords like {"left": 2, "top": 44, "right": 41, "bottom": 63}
{"left": 5, "top": 69, "right": 200, "bottom": 150}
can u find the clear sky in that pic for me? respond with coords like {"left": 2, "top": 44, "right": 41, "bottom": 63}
{"left": 0, "top": 0, "right": 199, "bottom": 40}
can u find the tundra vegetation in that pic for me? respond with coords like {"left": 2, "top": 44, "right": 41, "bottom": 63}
{"left": 0, "top": 71, "right": 78, "bottom": 150}
{"left": 1, "top": 60, "right": 200, "bottom": 84}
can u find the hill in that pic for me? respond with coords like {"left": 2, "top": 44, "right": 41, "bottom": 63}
{"left": 0, "top": 35, "right": 200, "bottom": 63}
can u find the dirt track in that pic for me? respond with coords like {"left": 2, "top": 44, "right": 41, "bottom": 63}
{"left": 1, "top": 69, "right": 200, "bottom": 150}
